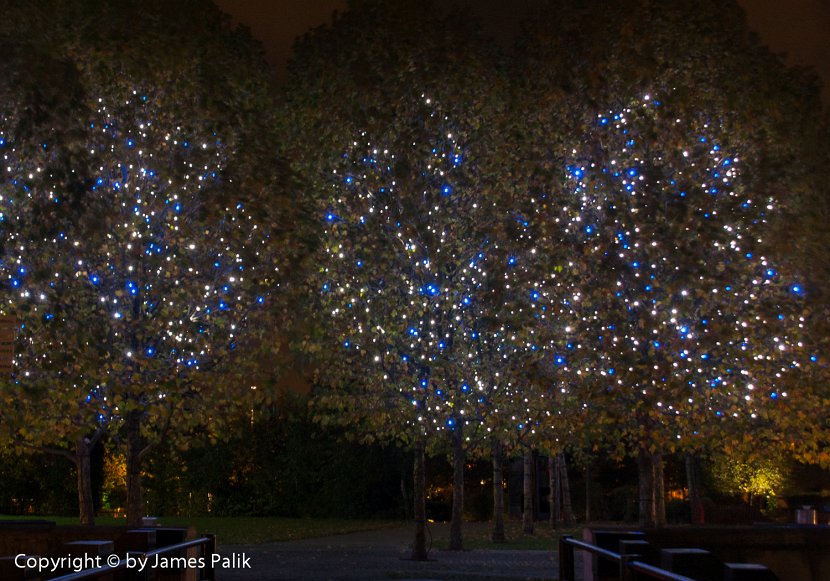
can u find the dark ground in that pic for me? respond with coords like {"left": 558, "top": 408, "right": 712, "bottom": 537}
{"left": 217, "top": 523, "right": 578, "bottom": 580}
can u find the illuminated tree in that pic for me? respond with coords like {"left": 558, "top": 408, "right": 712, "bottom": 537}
{"left": 0, "top": 88, "right": 278, "bottom": 525}
{"left": 512, "top": 0, "right": 827, "bottom": 526}
{"left": 539, "top": 95, "right": 813, "bottom": 526}
{"left": 709, "top": 446, "right": 788, "bottom": 508}
{"left": 316, "top": 93, "right": 539, "bottom": 552}
{"left": 284, "top": 0, "right": 511, "bottom": 555}
{"left": 0, "top": 0, "right": 287, "bottom": 526}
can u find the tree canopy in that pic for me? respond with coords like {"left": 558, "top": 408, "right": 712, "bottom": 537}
{"left": 0, "top": 0, "right": 291, "bottom": 525}
{"left": 293, "top": 0, "right": 829, "bottom": 536}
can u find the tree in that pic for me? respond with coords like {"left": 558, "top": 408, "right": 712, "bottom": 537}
{"left": 315, "top": 91, "right": 538, "bottom": 552}
{"left": 709, "top": 444, "right": 789, "bottom": 510}
{"left": 279, "top": 0, "right": 503, "bottom": 320}
{"left": 0, "top": 0, "right": 286, "bottom": 526}
{"left": 547, "top": 95, "right": 814, "bottom": 526}
{"left": 513, "top": 0, "right": 828, "bottom": 526}
{"left": 283, "top": 0, "right": 517, "bottom": 554}
{"left": 0, "top": 87, "right": 279, "bottom": 525}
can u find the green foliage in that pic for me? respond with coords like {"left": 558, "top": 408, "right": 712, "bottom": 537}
{"left": 0, "top": 448, "right": 97, "bottom": 516}
{"left": 510, "top": 0, "right": 828, "bottom": 467}
{"left": 142, "top": 399, "right": 409, "bottom": 519}
{"left": 708, "top": 451, "right": 788, "bottom": 499}
{"left": 280, "top": 0, "right": 508, "bottom": 386}
{"left": 0, "top": 0, "right": 827, "bottom": 526}
{"left": 284, "top": 0, "right": 830, "bottom": 487}
{"left": 0, "top": 0, "right": 294, "bottom": 524}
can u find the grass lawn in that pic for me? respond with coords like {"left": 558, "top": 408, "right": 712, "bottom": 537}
{"left": 159, "top": 516, "right": 406, "bottom": 544}
{"left": 1, "top": 514, "right": 580, "bottom": 547}
{"left": 0, "top": 514, "right": 405, "bottom": 545}
{"left": 431, "top": 520, "right": 582, "bottom": 551}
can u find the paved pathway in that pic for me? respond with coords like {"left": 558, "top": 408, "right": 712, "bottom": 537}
{"left": 217, "top": 523, "right": 575, "bottom": 581}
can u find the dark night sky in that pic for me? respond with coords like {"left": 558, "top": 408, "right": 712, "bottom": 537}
{"left": 215, "top": 0, "right": 830, "bottom": 106}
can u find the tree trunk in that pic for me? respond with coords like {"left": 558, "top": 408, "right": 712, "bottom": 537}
{"left": 411, "top": 441, "right": 427, "bottom": 561}
{"left": 449, "top": 424, "right": 465, "bottom": 551}
{"left": 686, "top": 452, "right": 704, "bottom": 525}
{"left": 400, "top": 470, "right": 412, "bottom": 520}
{"left": 585, "top": 461, "right": 594, "bottom": 524}
{"left": 654, "top": 452, "right": 666, "bottom": 528}
{"left": 549, "top": 455, "right": 560, "bottom": 528}
{"left": 491, "top": 440, "right": 505, "bottom": 542}
{"left": 75, "top": 437, "right": 95, "bottom": 526}
{"left": 559, "top": 452, "right": 575, "bottom": 526}
{"left": 638, "top": 447, "right": 656, "bottom": 528}
{"left": 125, "top": 411, "right": 144, "bottom": 527}
{"left": 522, "top": 447, "right": 534, "bottom": 534}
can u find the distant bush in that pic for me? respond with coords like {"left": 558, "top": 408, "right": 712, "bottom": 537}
{"left": 141, "top": 401, "right": 411, "bottom": 519}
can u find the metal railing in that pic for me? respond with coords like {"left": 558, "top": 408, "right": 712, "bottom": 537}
{"left": 627, "top": 561, "right": 696, "bottom": 581}
{"left": 48, "top": 534, "right": 217, "bottom": 581}
{"left": 558, "top": 535, "right": 695, "bottom": 581}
